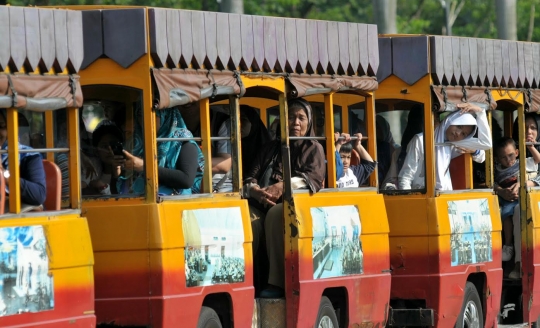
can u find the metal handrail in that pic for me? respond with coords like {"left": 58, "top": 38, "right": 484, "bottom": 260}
{"left": 289, "top": 136, "right": 368, "bottom": 141}
{"left": 0, "top": 147, "right": 69, "bottom": 154}
{"left": 156, "top": 137, "right": 230, "bottom": 142}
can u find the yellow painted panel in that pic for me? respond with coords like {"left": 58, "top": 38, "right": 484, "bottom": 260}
{"left": 384, "top": 196, "right": 430, "bottom": 236}
{"left": 240, "top": 75, "right": 285, "bottom": 93}
{"left": 79, "top": 57, "right": 151, "bottom": 91}
{"left": 375, "top": 75, "right": 432, "bottom": 102}
{"left": 84, "top": 203, "right": 152, "bottom": 251}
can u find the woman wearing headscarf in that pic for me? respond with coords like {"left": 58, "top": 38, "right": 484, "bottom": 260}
{"left": 121, "top": 106, "right": 204, "bottom": 195}
{"left": 497, "top": 113, "right": 540, "bottom": 279}
{"left": 243, "top": 98, "right": 326, "bottom": 298}
{"left": 398, "top": 103, "right": 491, "bottom": 190}
{"left": 0, "top": 109, "right": 46, "bottom": 206}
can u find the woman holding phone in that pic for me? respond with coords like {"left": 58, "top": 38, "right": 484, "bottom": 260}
{"left": 83, "top": 120, "right": 126, "bottom": 195}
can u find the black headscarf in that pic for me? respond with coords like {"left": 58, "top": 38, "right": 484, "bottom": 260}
{"left": 240, "top": 105, "right": 270, "bottom": 175}
{"left": 398, "top": 105, "right": 424, "bottom": 171}
{"left": 512, "top": 113, "right": 540, "bottom": 158}
{"left": 245, "top": 98, "right": 326, "bottom": 193}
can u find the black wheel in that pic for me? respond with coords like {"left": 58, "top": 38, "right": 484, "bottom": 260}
{"left": 315, "top": 296, "right": 339, "bottom": 328}
{"left": 197, "top": 306, "right": 222, "bottom": 328}
{"left": 456, "top": 282, "right": 483, "bottom": 328}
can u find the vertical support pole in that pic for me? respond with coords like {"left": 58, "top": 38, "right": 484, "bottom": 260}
{"left": 517, "top": 106, "right": 528, "bottom": 297}
{"left": 425, "top": 99, "right": 436, "bottom": 196}
{"left": 7, "top": 108, "right": 21, "bottom": 213}
{"left": 44, "top": 111, "right": 54, "bottom": 162}
{"left": 365, "top": 93, "right": 378, "bottom": 187}
{"left": 200, "top": 99, "right": 213, "bottom": 194}
{"left": 229, "top": 96, "right": 242, "bottom": 192}
{"left": 144, "top": 95, "right": 158, "bottom": 203}
{"left": 280, "top": 94, "right": 291, "bottom": 199}
{"left": 324, "top": 94, "right": 336, "bottom": 188}
{"left": 484, "top": 111, "right": 494, "bottom": 188}
{"left": 67, "top": 107, "right": 81, "bottom": 209}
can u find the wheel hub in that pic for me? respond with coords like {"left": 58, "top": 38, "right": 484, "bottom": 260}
{"left": 318, "top": 315, "right": 335, "bottom": 328}
{"left": 463, "top": 300, "right": 480, "bottom": 328}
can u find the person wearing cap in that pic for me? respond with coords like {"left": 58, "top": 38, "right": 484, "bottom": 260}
{"left": 83, "top": 120, "right": 125, "bottom": 196}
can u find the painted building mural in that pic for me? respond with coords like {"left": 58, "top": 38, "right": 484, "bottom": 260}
{"left": 183, "top": 207, "right": 245, "bottom": 287}
{"left": 448, "top": 199, "right": 493, "bottom": 266}
{"left": 311, "top": 205, "right": 363, "bottom": 279}
{"left": 0, "top": 225, "right": 54, "bottom": 316}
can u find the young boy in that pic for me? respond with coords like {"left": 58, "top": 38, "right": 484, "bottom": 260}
{"left": 334, "top": 132, "right": 377, "bottom": 188}
{"left": 494, "top": 137, "right": 540, "bottom": 262}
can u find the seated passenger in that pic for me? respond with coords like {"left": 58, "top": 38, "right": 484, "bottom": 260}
{"left": 334, "top": 132, "right": 376, "bottom": 188}
{"left": 212, "top": 105, "right": 270, "bottom": 192}
{"left": 0, "top": 109, "right": 46, "bottom": 206}
{"left": 398, "top": 103, "right": 491, "bottom": 190}
{"left": 494, "top": 137, "right": 540, "bottom": 263}
{"left": 497, "top": 114, "right": 540, "bottom": 279}
{"left": 122, "top": 107, "right": 204, "bottom": 195}
{"left": 83, "top": 120, "right": 126, "bottom": 195}
{"left": 244, "top": 98, "right": 325, "bottom": 298}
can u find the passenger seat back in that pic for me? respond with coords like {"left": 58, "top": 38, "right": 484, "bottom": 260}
{"left": 42, "top": 160, "right": 62, "bottom": 211}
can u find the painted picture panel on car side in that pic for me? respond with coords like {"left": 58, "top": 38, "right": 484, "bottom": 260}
{"left": 182, "top": 207, "right": 245, "bottom": 287}
{"left": 448, "top": 199, "right": 493, "bottom": 266}
{"left": 311, "top": 205, "right": 363, "bottom": 279}
{"left": 0, "top": 225, "right": 54, "bottom": 316}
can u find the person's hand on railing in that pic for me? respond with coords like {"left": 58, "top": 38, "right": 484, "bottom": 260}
{"left": 352, "top": 133, "right": 363, "bottom": 148}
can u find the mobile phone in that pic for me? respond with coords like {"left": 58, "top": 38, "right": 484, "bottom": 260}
{"left": 109, "top": 141, "right": 125, "bottom": 158}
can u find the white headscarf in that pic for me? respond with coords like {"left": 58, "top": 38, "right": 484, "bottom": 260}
{"left": 435, "top": 112, "right": 477, "bottom": 190}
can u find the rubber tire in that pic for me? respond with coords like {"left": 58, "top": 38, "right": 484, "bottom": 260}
{"left": 197, "top": 306, "right": 222, "bottom": 328}
{"left": 315, "top": 296, "right": 339, "bottom": 328}
{"left": 456, "top": 282, "right": 484, "bottom": 328}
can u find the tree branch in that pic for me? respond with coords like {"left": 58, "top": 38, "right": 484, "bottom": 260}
{"left": 412, "top": 0, "right": 426, "bottom": 20}
{"left": 449, "top": 0, "right": 465, "bottom": 27}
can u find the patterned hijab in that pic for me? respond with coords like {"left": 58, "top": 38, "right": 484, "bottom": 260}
{"left": 130, "top": 106, "right": 204, "bottom": 195}
{"left": 155, "top": 108, "right": 204, "bottom": 195}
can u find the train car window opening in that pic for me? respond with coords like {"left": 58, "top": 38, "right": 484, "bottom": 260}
{"left": 80, "top": 85, "right": 145, "bottom": 198}
{"left": 375, "top": 100, "right": 426, "bottom": 194}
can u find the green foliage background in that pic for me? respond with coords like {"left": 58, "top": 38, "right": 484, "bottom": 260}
{"left": 6, "top": 0, "right": 540, "bottom": 42}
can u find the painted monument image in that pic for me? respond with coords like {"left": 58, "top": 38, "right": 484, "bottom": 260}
{"left": 182, "top": 207, "right": 245, "bottom": 287}
{"left": 311, "top": 205, "right": 363, "bottom": 279}
{"left": 0, "top": 225, "right": 54, "bottom": 316}
{"left": 448, "top": 199, "right": 493, "bottom": 266}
